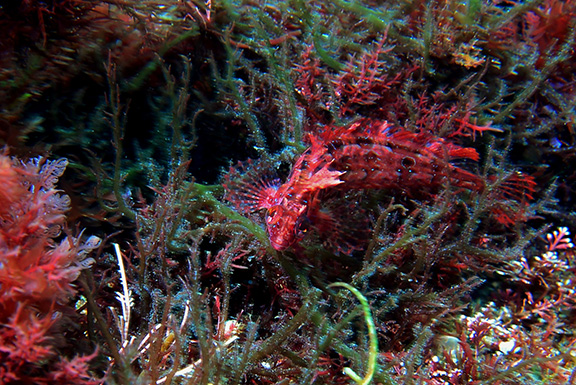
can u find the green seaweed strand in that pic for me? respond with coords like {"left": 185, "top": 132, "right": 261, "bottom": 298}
{"left": 312, "top": 29, "right": 345, "bottom": 72}
{"left": 329, "top": 282, "right": 378, "bottom": 385}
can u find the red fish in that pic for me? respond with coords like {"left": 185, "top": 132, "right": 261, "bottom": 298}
{"left": 224, "top": 119, "right": 535, "bottom": 253}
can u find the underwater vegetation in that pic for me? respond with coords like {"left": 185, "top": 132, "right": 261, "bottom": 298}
{"left": 1, "top": 0, "right": 576, "bottom": 383}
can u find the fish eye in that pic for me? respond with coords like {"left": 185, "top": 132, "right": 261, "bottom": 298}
{"left": 295, "top": 216, "right": 311, "bottom": 235}
{"left": 266, "top": 207, "right": 280, "bottom": 224}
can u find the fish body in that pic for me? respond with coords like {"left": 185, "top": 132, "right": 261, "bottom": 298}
{"left": 224, "top": 119, "right": 532, "bottom": 253}
{"left": 317, "top": 120, "right": 483, "bottom": 192}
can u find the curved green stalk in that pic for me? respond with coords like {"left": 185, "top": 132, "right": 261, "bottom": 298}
{"left": 329, "top": 282, "right": 378, "bottom": 385}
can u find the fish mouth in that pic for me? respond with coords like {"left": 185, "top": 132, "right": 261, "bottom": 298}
{"left": 269, "top": 239, "right": 289, "bottom": 251}
{"left": 268, "top": 236, "right": 294, "bottom": 251}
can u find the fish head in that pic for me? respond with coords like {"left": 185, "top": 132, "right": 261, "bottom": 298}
{"left": 265, "top": 202, "right": 307, "bottom": 251}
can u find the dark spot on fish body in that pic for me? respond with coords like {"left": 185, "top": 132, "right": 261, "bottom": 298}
{"left": 355, "top": 137, "right": 373, "bottom": 146}
{"left": 340, "top": 155, "right": 352, "bottom": 165}
{"left": 327, "top": 139, "right": 344, "bottom": 152}
{"left": 401, "top": 156, "right": 416, "bottom": 169}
